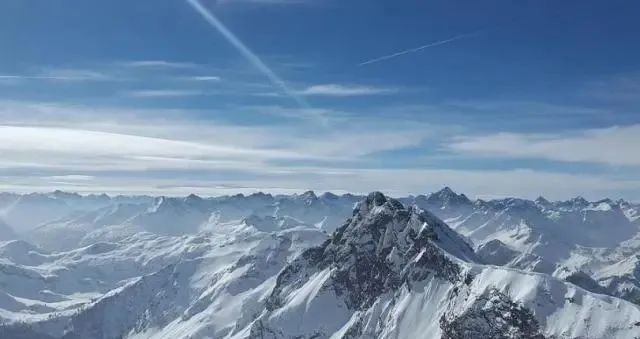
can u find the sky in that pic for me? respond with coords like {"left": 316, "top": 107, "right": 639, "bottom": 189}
{"left": 1, "top": 0, "right": 639, "bottom": 200}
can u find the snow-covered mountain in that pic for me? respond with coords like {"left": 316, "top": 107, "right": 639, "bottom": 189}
{"left": 0, "top": 222, "right": 329, "bottom": 338}
{"left": 246, "top": 193, "right": 640, "bottom": 338}
{"left": 405, "top": 188, "right": 640, "bottom": 305}
{"left": 1, "top": 190, "right": 640, "bottom": 338}
{"left": 4, "top": 191, "right": 360, "bottom": 252}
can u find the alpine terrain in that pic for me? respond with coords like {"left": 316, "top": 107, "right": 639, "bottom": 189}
{"left": 0, "top": 190, "right": 639, "bottom": 338}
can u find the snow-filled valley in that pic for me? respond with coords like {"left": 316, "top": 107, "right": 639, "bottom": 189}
{"left": 1, "top": 189, "right": 640, "bottom": 338}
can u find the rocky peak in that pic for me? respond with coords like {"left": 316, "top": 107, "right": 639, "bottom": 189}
{"left": 427, "top": 187, "right": 472, "bottom": 207}
{"left": 50, "top": 190, "right": 81, "bottom": 200}
{"left": 353, "top": 191, "right": 402, "bottom": 217}
{"left": 269, "top": 192, "right": 476, "bottom": 310}
{"left": 298, "top": 190, "right": 318, "bottom": 202}
{"left": 534, "top": 196, "right": 551, "bottom": 208}
{"left": 248, "top": 192, "right": 273, "bottom": 199}
{"left": 184, "top": 194, "right": 203, "bottom": 204}
{"left": 438, "top": 186, "right": 456, "bottom": 196}
{"left": 440, "top": 289, "right": 546, "bottom": 339}
{"left": 320, "top": 192, "right": 339, "bottom": 200}
{"left": 230, "top": 193, "right": 245, "bottom": 200}
{"left": 562, "top": 196, "right": 590, "bottom": 209}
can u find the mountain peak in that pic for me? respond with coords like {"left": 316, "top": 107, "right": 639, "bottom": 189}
{"left": 269, "top": 192, "right": 475, "bottom": 310}
{"left": 50, "top": 190, "right": 81, "bottom": 200}
{"left": 427, "top": 186, "right": 472, "bottom": 206}
{"left": 570, "top": 196, "right": 589, "bottom": 206}
{"left": 248, "top": 192, "right": 273, "bottom": 199}
{"left": 355, "top": 191, "right": 403, "bottom": 216}
{"left": 320, "top": 192, "right": 339, "bottom": 200}
{"left": 439, "top": 186, "right": 456, "bottom": 195}
{"left": 535, "top": 196, "right": 551, "bottom": 205}
{"left": 299, "top": 190, "right": 317, "bottom": 200}
{"left": 366, "top": 190, "right": 387, "bottom": 205}
{"left": 185, "top": 193, "right": 202, "bottom": 202}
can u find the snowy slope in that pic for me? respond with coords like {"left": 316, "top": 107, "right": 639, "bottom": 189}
{"left": 19, "top": 192, "right": 359, "bottom": 252}
{"left": 0, "top": 219, "right": 18, "bottom": 241}
{"left": 406, "top": 188, "right": 640, "bottom": 306}
{"left": 1, "top": 190, "right": 640, "bottom": 338}
{"left": 0, "top": 222, "right": 328, "bottom": 338}
{"left": 237, "top": 193, "right": 640, "bottom": 339}
{"left": 5, "top": 189, "right": 640, "bottom": 297}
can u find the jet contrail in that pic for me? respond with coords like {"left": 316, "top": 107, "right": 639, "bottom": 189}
{"left": 358, "top": 31, "right": 481, "bottom": 66}
{"left": 186, "top": 0, "right": 310, "bottom": 109}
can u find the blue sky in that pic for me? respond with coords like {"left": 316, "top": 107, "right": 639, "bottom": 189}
{"left": 1, "top": 0, "right": 639, "bottom": 200}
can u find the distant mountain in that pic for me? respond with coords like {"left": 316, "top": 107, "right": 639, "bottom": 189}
{"left": 2, "top": 192, "right": 638, "bottom": 338}
{"left": 2, "top": 189, "right": 640, "bottom": 338}
{"left": 413, "top": 188, "right": 640, "bottom": 305}
{"left": 23, "top": 191, "right": 361, "bottom": 251}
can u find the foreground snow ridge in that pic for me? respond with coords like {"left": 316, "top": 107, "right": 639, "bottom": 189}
{"left": 0, "top": 191, "right": 639, "bottom": 338}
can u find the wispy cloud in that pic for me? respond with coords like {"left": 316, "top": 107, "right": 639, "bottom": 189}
{"left": 0, "top": 69, "right": 116, "bottom": 82}
{"left": 358, "top": 31, "right": 482, "bottom": 66}
{"left": 2, "top": 99, "right": 639, "bottom": 200}
{"left": 186, "top": 0, "right": 310, "bottom": 109}
{"left": 587, "top": 72, "right": 640, "bottom": 104}
{"left": 188, "top": 76, "right": 222, "bottom": 81}
{"left": 0, "top": 125, "right": 310, "bottom": 173}
{"left": 298, "top": 84, "right": 398, "bottom": 97}
{"left": 46, "top": 175, "right": 96, "bottom": 181}
{"left": 122, "top": 60, "right": 198, "bottom": 69}
{"left": 449, "top": 124, "right": 640, "bottom": 166}
{"left": 0, "top": 100, "right": 429, "bottom": 170}
{"left": 124, "top": 89, "right": 206, "bottom": 98}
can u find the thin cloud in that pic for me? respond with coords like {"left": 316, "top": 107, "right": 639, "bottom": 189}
{"left": 124, "top": 89, "right": 206, "bottom": 98}
{"left": 298, "top": 84, "right": 398, "bottom": 97}
{"left": 358, "top": 31, "right": 482, "bottom": 66}
{"left": 0, "top": 125, "right": 312, "bottom": 173}
{"left": 0, "top": 69, "right": 115, "bottom": 82}
{"left": 188, "top": 76, "right": 222, "bottom": 81}
{"left": 186, "top": 0, "right": 310, "bottom": 109}
{"left": 449, "top": 125, "right": 640, "bottom": 166}
{"left": 46, "top": 175, "right": 96, "bottom": 181}
{"left": 122, "top": 60, "right": 199, "bottom": 68}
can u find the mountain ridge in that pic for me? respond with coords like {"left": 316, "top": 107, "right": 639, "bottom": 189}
{"left": 2, "top": 189, "right": 640, "bottom": 338}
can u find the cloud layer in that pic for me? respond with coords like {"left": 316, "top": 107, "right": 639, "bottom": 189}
{"left": 298, "top": 84, "right": 398, "bottom": 97}
{"left": 450, "top": 125, "right": 640, "bottom": 166}
{"left": 1, "top": 99, "right": 639, "bottom": 200}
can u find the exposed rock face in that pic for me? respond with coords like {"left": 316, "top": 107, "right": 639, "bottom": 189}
{"left": 402, "top": 187, "right": 475, "bottom": 221}
{"left": 440, "top": 289, "right": 546, "bottom": 339}
{"left": 255, "top": 193, "right": 589, "bottom": 339}
{"left": 564, "top": 271, "right": 608, "bottom": 295}
{"left": 268, "top": 192, "right": 475, "bottom": 311}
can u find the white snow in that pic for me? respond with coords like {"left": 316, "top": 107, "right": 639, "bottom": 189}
{"left": 1, "top": 190, "right": 639, "bottom": 338}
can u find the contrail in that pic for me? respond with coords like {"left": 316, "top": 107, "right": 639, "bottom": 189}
{"left": 358, "top": 31, "right": 481, "bottom": 66}
{"left": 186, "top": 0, "right": 310, "bottom": 108}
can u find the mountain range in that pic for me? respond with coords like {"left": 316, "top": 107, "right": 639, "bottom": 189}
{"left": 1, "top": 189, "right": 639, "bottom": 338}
